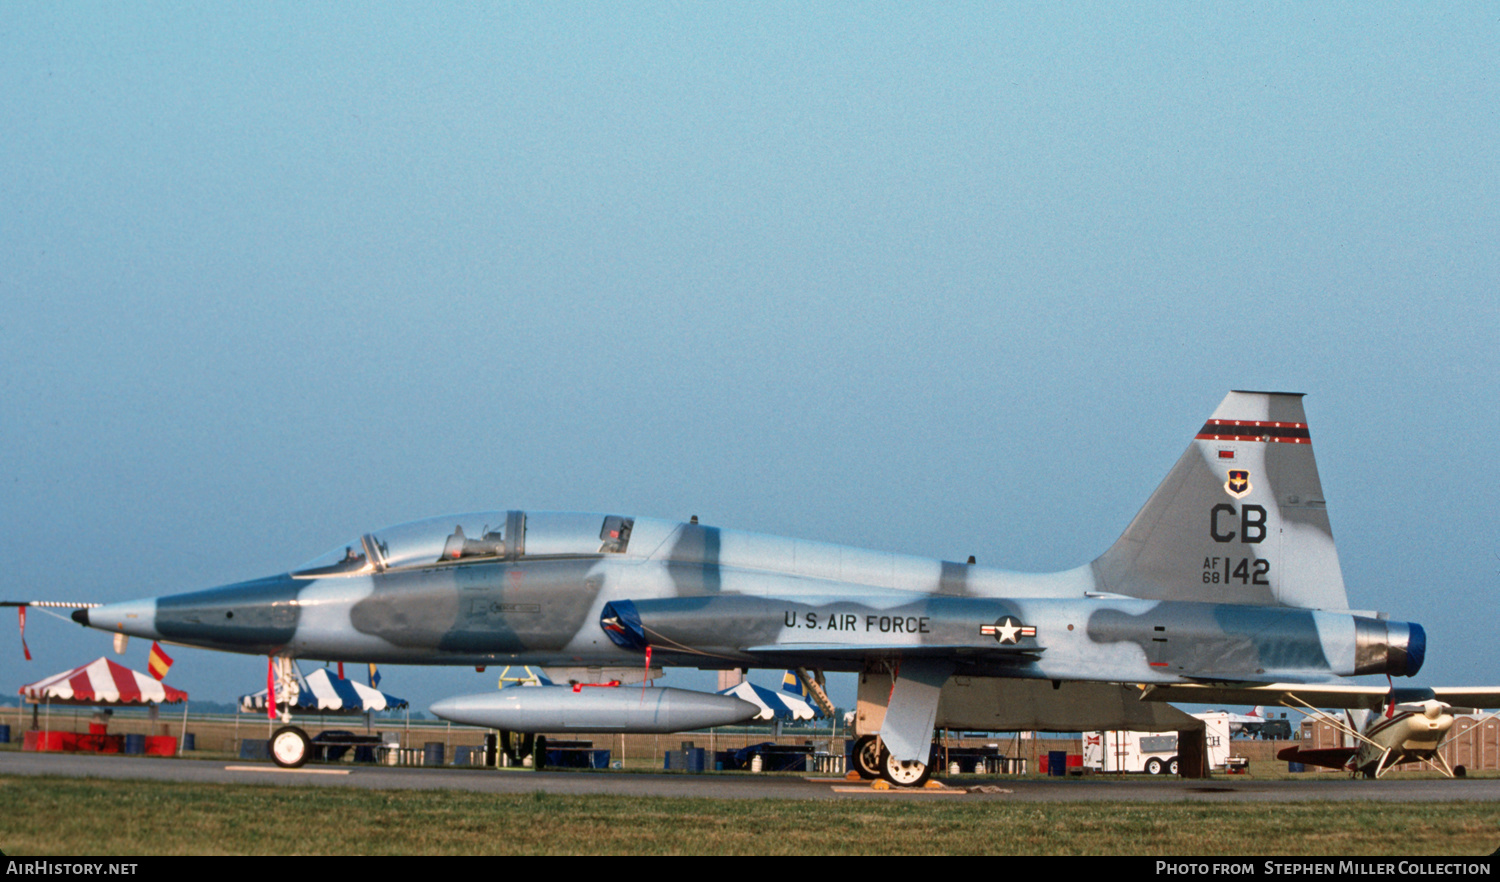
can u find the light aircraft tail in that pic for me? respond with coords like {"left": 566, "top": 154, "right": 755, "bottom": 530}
{"left": 1091, "top": 391, "right": 1351, "bottom": 611}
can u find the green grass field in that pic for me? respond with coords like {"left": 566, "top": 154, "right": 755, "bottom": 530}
{"left": 4, "top": 774, "right": 1499, "bottom": 855}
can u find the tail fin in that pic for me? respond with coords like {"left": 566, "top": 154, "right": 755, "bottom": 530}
{"left": 1091, "top": 391, "right": 1350, "bottom": 610}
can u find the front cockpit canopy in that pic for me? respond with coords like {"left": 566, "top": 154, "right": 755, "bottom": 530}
{"left": 293, "top": 511, "right": 634, "bottom": 577}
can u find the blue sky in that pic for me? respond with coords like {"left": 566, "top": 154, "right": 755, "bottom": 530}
{"left": 2, "top": 4, "right": 1495, "bottom": 710}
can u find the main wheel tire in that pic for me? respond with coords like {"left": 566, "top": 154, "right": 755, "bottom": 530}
{"left": 271, "top": 725, "right": 311, "bottom": 769}
{"left": 533, "top": 735, "right": 548, "bottom": 770}
{"left": 878, "top": 744, "right": 934, "bottom": 788}
{"left": 1145, "top": 757, "right": 1164, "bottom": 775}
{"left": 852, "top": 735, "right": 881, "bottom": 780}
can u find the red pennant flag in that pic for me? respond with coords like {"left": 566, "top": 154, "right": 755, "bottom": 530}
{"left": 639, "top": 644, "right": 653, "bottom": 702}
{"left": 147, "top": 641, "right": 174, "bottom": 680}
{"left": 19, "top": 607, "right": 31, "bottom": 661}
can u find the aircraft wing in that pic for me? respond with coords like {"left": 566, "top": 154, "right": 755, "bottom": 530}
{"left": 1428, "top": 687, "right": 1500, "bottom": 711}
{"left": 1276, "top": 746, "right": 1356, "bottom": 771}
{"left": 1141, "top": 682, "right": 1500, "bottom": 711}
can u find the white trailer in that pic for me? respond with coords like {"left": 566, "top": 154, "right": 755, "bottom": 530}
{"left": 1083, "top": 713, "right": 1235, "bottom": 774}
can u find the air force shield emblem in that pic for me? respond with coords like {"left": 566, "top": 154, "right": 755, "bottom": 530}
{"left": 1225, "top": 469, "right": 1252, "bottom": 499}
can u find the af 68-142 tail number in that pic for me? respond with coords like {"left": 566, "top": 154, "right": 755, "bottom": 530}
{"left": 1203, "top": 556, "right": 1269, "bottom": 585}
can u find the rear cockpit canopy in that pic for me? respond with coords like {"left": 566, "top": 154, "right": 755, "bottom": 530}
{"left": 293, "top": 511, "right": 634, "bottom": 578}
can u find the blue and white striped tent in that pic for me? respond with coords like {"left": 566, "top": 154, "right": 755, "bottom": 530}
{"left": 716, "top": 681, "right": 817, "bottom": 721}
{"left": 239, "top": 667, "right": 407, "bottom": 714}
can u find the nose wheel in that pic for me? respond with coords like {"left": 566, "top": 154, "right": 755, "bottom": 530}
{"left": 271, "top": 725, "right": 311, "bottom": 768}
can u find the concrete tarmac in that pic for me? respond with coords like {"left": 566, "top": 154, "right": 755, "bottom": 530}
{"left": 6, "top": 751, "right": 1500, "bottom": 802}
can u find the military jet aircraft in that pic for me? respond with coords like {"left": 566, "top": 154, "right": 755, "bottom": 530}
{"left": 73, "top": 391, "right": 1428, "bottom": 785}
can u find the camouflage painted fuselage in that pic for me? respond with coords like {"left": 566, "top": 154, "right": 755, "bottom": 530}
{"left": 80, "top": 513, "right": 1422, "bottom": 686}
{"left": 78, "top": 392, "right": 1429, "bottom": 708}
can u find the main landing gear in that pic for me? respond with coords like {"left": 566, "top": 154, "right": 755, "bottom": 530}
{"left": 853, "top": 657, "right": 952, "bottom": 788}
{"left": 851, "top": 735, "right": 882, "bottom": 780}
{"left": 878, "top": 743, "right": 935, "bottom": 788}
{"left": 852, "top": 734, "right": 936, "bottom": 787}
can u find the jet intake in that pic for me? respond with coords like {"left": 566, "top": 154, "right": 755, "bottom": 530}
{"left": 428, "top": 686, "right": 760, "bottom": 734}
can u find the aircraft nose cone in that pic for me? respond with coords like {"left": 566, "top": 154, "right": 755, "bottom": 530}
{"left": 82, "top": 597, "right": 161, "bottom": 639}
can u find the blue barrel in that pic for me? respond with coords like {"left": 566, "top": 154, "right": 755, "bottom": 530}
{"left": 0, "top": 724, "right": 10, "bottom": 744}
{"left": 1048, "top": 749, "right": 1066, "bottom": 777}
{"left": 124, "top": 734, "right": 147, "bottom": 755}
{"left": 182, "top": 733, "right": 196, "bottom": 752}
{"left": 423, "top": 742, "right": 445, "bottom": 766}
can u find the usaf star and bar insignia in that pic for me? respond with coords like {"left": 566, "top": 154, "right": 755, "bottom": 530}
{"left": 981, "top": 616, "right": 1036, "bottom": 644}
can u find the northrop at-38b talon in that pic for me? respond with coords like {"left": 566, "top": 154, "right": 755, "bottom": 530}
{"left": 75, "top": 392, "right": 1430, "bottom": 785}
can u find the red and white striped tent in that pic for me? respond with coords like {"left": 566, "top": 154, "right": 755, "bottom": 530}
{"left": 19, "top": 657, "right": 188, "bottom": 706}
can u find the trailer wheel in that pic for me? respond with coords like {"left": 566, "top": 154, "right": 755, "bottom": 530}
{"left": 1167, "top": 756, "right": 1180, "bottom": 776}
{"left": 270, "top": 726, "right": 310, "bottom": 769}
{"left": 851, "top": 735, "right": 881, "bottom": 779}
{"left": 1145, "top": 757, "right": 1163, "bottom": 775}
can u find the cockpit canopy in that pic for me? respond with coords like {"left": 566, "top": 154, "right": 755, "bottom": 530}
{"left": 293, "top": 510, "right": 634, "bottom": 577}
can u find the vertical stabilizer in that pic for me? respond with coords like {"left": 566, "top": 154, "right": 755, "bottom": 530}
{"left": 1091, "top": 391, "right": 1350, "bottom": 610}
